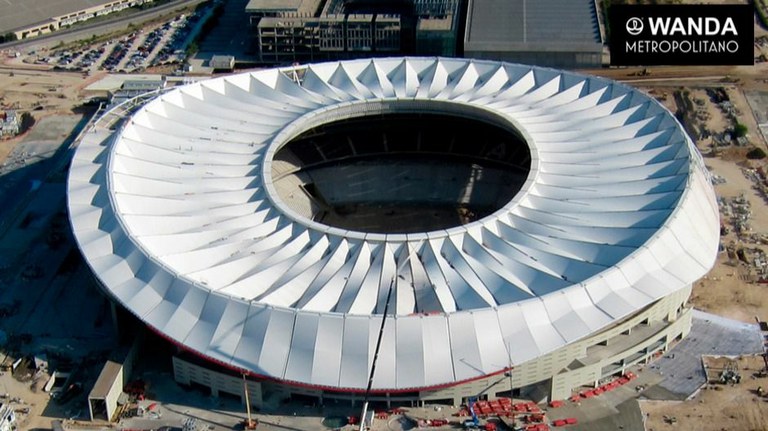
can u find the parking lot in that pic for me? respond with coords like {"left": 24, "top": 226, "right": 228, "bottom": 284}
{"left": 23, "top": 5, "right": 212, "bottom": 75}
{"left": 98, "top": 14, "right": 194, "bottom": 73}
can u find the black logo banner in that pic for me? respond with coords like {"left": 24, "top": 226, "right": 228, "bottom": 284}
{"left": 609, "top": 4, "right": 754, "bottom": 66}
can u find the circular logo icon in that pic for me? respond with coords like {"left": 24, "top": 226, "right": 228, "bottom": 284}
{"left": 626, "top": 17, "right": 643, "bottom": 36}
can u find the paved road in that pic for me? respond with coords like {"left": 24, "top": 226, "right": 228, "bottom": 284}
{"left": 0, "top": 0, "right": 206, "bottom": 52}
{"left": 619, "top": 75, "right": 728, "bottom": 84}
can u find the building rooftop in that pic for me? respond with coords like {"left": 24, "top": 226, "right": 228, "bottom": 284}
{"left": 84, "top": 74, "right": 164, "bottom": 93}
{"left": 121, "top": 79, "right": 165, "bottom": 91}
{"left": 210, "top": 55, "right": 235, "bottom": 70}
{"left": 88, "top": 360, "right": 122, "bottom": 399}
{"left": 465, "top": 0, "right": 602, "bottom": 52}
{"left": 245, "top": 0, "right": 323, "bottom": 15}
{"left": 417, "top": 17, "right": 453, "bottom": 31}
{"left": 0, "top": 0, "right": 113, "bottom": 34}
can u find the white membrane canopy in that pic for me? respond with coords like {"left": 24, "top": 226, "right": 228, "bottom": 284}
{"left": 68, "top": 58, "right": 719, "bottom": 392}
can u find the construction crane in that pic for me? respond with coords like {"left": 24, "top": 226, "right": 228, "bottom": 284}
{"left": 465, "top": 397, "right": 480, "bottom": 429}
{"left": 504, "top": 341, "right": 515, "bottom": 430}
{"left": 359, "top": 247, "right": 420, "bottom": 431}
{"left": 462, "top": 347, "right": 515, "bottom": 430}
{"left": 359, "top": 276, "right": 395, "bottom": 431}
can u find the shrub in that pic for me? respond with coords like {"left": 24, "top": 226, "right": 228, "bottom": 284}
{"left": 746, "top": 147, "right": 767, "bottom": 160}
{"left": 734, "top": 123, "right": 748, "bottom": 138}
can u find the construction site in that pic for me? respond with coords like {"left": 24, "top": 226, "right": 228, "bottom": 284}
{"left": 0, "top": 65, "right": 761, "bottom": 431}
{"left": 2, "top": 2, "right": 768, "bottom": 431}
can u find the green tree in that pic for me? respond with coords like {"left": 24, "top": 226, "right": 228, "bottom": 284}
{"left": 734, "top": 123, "right": 749, "bottom": 138}
{"left": 186, "top": 41, "right": 199, "bottom": 58}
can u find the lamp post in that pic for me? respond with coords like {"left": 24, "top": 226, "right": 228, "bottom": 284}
{"left": 505, "top": 340, "right": 515, "bottom": 429}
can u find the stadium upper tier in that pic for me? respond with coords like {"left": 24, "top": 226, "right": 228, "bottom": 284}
{"left": 68, "top": 57, "right": 719, "bottom": 392}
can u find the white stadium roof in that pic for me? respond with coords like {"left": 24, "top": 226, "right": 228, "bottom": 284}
{"left": 68, "top": 57, "right": 719, "bottom": 392}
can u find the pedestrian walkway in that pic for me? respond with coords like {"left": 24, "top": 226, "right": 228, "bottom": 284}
{"left": 545, "top": 310, "right": 763, "bottom": 429}
{"left": 647, "top": 309, "right": 762, "bottom": 399}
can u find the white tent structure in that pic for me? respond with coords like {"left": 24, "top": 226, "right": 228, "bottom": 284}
{"left": 68, "top": 58, "right": 719, "bottom": 396}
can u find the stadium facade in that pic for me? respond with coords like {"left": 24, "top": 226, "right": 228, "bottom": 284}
{"left": 68, "top": 57, "right": 719, "bottom": 405}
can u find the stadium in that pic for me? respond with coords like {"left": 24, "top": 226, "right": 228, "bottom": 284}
{"left": 68, "top": 57, "right": 719, "bottom": 407}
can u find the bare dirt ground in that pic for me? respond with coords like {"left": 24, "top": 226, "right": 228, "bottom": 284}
{"left": 0, "top": 369, "right": 77, "bottom": 431}
{"left": 0, "top": 65, "right": 108, "bottom": 431}
{"left": 0, "top": 67, "right": 98, "bottom": 163}
{"left": 641, "top": 355, "right": 768, "bottom": 431}
{"left": 675, "top": 84, "right": 768, "bottom": 322}
{"left": 3, "top": 11, "right": 768, "bottom": 431}
{"left": 613, "top": 21, "right": 768, "bottom": 431}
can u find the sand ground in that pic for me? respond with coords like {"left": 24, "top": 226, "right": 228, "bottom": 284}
{"left": 0, "top": 67, "right": 102, "bottom": 163}
{"left": 641, "top": 355, "right": 768, "bottom": 431}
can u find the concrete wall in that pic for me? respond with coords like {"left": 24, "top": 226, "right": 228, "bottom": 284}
{"left": 13, "top": 0, "right": 152, "bottom": 40}
{"left": 87, "top": 362, "right": 124, "bottom": 422}
{"left": 257, "top": 15, "right": 402, "bottom": 64}
{"left": 419, "top": 285, "right": 692, "bottom": 403}
{"left": 304, "top": 163, "right": 522, "bottom": 208}
{"left": 549, "top": 307, "right": 691, "bottom": 400}
{"left": 173, "top": 356, "right": 263, "bottom": 408}
{"left": 105, "top": 366, "right": 123, "bottom": 422}
{"left": 463, "top": 49, "right": 603, "bottom": 69}
{"left": 169, "top": 285, "right": 691, "bottom": 406}
{"left": 88, "top": 335, "right": 141, "bottom": 422}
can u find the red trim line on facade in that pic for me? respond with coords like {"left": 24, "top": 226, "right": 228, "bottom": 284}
{"left": 147, "top": 324, "right": 512, "bottom": 395}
